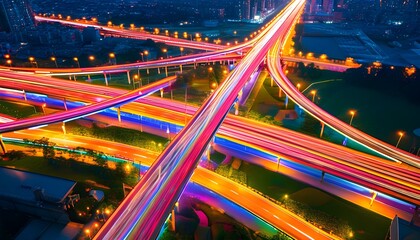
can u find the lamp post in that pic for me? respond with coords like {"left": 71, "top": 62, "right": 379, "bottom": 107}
{"left": 310, "top": 90, "right": 316, "bottom": 102}
{"left": 349, "top": 110, "right": 356, "bottom": 126}
{"left": 73, "top": 57, "right": 80, "bottom": 68}
{"left": 396, "top": 131, "right": 404, "bottom": 148}
{"left": 29, "top": 57, "right": 38, "bottom": 68}
{"left": 88, "top": 55, "right": 95, "bottom": 65}
{"left": 6, "top": 59, "right": 12, "bottom": 67}
{"left": 297, "top": 83, "right": 301, "bottom": 92}
{"left": 109, "top": 53, "right": 116, "bottom": 65}
{"left": 162, "top": 48, "right": 168, "bottom": 59}
{"left": 51, "top": 56, "right": 58, "bottom": 68}
{"left": 180, "top": 47, "right": 184, "bottom": 56}
{"left": 143, "top": 50, "right": 148, "bottom": 61}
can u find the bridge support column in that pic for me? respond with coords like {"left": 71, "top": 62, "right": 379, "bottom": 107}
{"left": 103, "top": 73, "right": 109, "bottom": 86}
{"left": 0, "top": 134, "right": 7, "bottom": 154}
{"left": 278, "top": 87, "right": 282, "bottom": 97}
{"left": 73, "top": 75, "right": 77, "bottom": 81}
{"left": 126, "top": 71, "right": 131, "bottom": 84}
{"left": 69, "top": 75, "right": 72, "bottom": 81}
{"left": 171, "top": 209, "right": 176, "bottom": 231}
{"left": 160, "top": 89, "right": 164, "bottom": 98}
{"left": 62, "top": 122, "right": 67, "bottom": 135}
{"left": 140, "top": 115, "right": 143, "bottom": 132}
{"left": 165, "top": 66, "right": 168, "bottom": 77}
{"left": 179, "top": 65, "right": 183, "bottom": 73}
{"left": 234, "top": 101, "right": 239, "bottom": 115}
{"left": 271, "top": 78, "right": 274, "bottom": 87}
{"left": 321, "top": 171, "right": 325, "bottom": 182}
{"left": 276, "top": 157, "right": 281, "bottom": 172}
{"left": 166, "top": 126, "right": 170, "bottom": 140}
{"left": 146, "top": 68, "right": 149, "bottom": 75}
{"left": 369, "top": 191, "right": 377, "bottom": 207}
{"left": 87, "top": 74, "right": 91, "bottom": 81}
{"left": 117, "top": 107, "right": 121, "bottom": 123}
{"left": 23, "top": 90, "right": 27, "bottom": 101}
{"left": 320, "top": 122, "right": 325, "bottom": 138}
{"left": 285, "top": 95, "right": 289, "bottom": 109}
{"left": 63, "top": 98, "right": 68, "bottom": 111}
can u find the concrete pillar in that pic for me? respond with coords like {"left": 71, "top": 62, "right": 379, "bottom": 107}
{"left": 62, "top": 122, "right": 67, "bottom": 135}
{"left": 0, "top": 134, "right": 7, "bottom": 154}
{"left": 165, "top": 66, "right": 168, "bottom": 77}
{"left": 103, "top": 73, "right": 109, "bottom": 86}
{"left": 320, "top": 122, "right": 325, "bottom": 138}
{"left": 23, "top": 90, "right": 27, "bottom": 101}
{"left": 63, "top": 98, "right": 68, "bottom": 111}
{"left": 171, "top": 209, "right": 176, "bottom": 231}
{"left": 370, "top": 191, "right": 378, "bottom": 207}
{"left": 117, "top": 107, "right": 121, "bottom": 123}
{"left": 179, "top": 64, "right": 183, "bottom": 73}
{"left": 126, "top": 71, "right": 131, "bottom": 84}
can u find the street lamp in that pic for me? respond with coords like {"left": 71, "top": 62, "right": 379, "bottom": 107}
{"left": 180, "top": 47, "right": 184, "bottom": 56}
{"left": 396, "top": 131, "right": 404, "bottom": 148}
{"left": 28, "top": 56, "right": 38, "bottom": 68}
{"left": 88, "top": 55, "right": 95, "bottom": 61}
{"left": 143, "top": 50, "right": 148, "bottom": 61}
{"left": 73, "top": 57, "right": 80, "bottom": 68}
{"left": 296, "top": 83, "right": 301, "bottom": 91}
{"left": 6, "top": 59, "right": 12, "bottom": 67}
{"left": 109, "top": 53, "right": 116, "bottom": 64}
{"left": 133, "top": 74, "right": 141, "bottom": 87}
{"left": 162, "top": 49, "right": 168, "bottom": 58}
{"left": 349, "top": 110, "right": 356, "bottom": 126}
{"left": 50, "top": 56, "right": 58, "bottom": 68}
{"left": 310, "top": 90, "right": 316, "bottom": 102}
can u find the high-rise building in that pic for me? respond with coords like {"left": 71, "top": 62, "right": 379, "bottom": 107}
{"left": 243, "top": 0, "right": 251, "bottom": 19}
{"left": 0, "top": 0, "right": 35, "bottom": 33}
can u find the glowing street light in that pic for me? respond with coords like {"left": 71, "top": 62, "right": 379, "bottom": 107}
{"left": 396, "top": 131, "right": 404, "bottom": 148}
{"left": 162, "top": 49, "right": 168, "bottom": 58}
{"left": 180, "top": 47, "right": 184, "bottom": 56}
{"left": 296, "top": 83, "right": 301, "bottom": 91}
{"left": 50, "top": 56, "right": 58, "bottom": 68}
{"left": 109, "top": 53, "right": 116, "bottom": 64}
{"left": 85, "top": 229, "right": 91, "bottom": 238}
{"left": 6, "top": 59, "right": 12, "bottom": 67}
{"left": 88, "top": 55, "right": 95, "bottom": 61}
{"left": 28, "top": 56, "right": 38, "bottom": 68}
{"left": 73, "top": 57, "right": 80, "bottom": 68}
{"left": 310, "top": 90, "right": 316, "bottom": 102}
{"left": 143, "top": 50, "right": 149, "bottom": 61}
{"left": 349, "top": 110, "right": 356, "bottom": 126}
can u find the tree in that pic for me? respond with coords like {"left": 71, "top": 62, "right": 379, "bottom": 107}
{"left": 33, "top": 137, "right": 56, "bottom": 159}
{"left": 94, "top": 151, "right": 108, "bottom": 167}
{"left": 2, "top": 150, "right": 26, "bottom": 161}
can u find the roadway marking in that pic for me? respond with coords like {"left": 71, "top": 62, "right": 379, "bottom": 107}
{"left": 273, "top": 215, "right": 280, "bottom": 220}
{"left": 230, "top": 190, "right": 239, "bottom": 195}
{"left": 134, "top": 154, "right": 148, "bottom": 159}
{"left": 209, "top": 180, "right": 218, "bottom": 185}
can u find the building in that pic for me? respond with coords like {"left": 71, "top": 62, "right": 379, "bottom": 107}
{"left": 0, "top": 167, "right": 82, "bottom": 239}
{"left": 0, "top": 0, "right": 35, "bottom": 33}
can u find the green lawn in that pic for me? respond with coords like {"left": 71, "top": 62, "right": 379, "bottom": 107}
{"left": 240, "top": 161, "right": 390, "bottom": 240}
{"left": 0, "top": 100, "right": 40, "bottom": 118}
